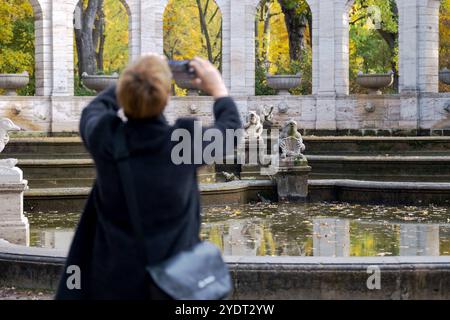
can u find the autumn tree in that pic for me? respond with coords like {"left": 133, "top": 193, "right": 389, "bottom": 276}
{"left": 164, "top": 0, "right": 222, "bottom": 71}
{"left": 277, "top": 0, "right": 311, "bottom": 63}
{"left": 349, "top": 0, "right": 399, "bottom": 92}
{"left": 74, "top": 0, "right": 103, "bottom": 78}
{"left": 74, "top": 0, "right": 128, "bottom": 94}
{"left": 440, "top": 0, "right": 450, "bottom": 92}
{"left": 255, "top": 0, "right": 312, "bottom": 95}
{"left": 0, "top": 0, "right": 34, "bottom": 95}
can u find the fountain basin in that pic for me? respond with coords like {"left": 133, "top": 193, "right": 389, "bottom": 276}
{"left": 2, "top": 198, "right": 450, "bottom": 299}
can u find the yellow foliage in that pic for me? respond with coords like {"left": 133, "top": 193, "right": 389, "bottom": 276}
{"left": 103, "top": 0, "right": 129, "bottom": 73}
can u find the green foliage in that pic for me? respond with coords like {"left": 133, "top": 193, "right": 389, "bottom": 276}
{"left": 74, "top": 0, "right": 129, "bottom": 96}
{"left": 349, "top": 0, "right": 399, "bottom": 93}
{"left": 74, "top": 75, "right": 96, "bottom": 96}
{"left": 255, "top": 63, "right": 276, "bottom": 96}
{"left": 0, "top": 0, "right": 35, "bottom": 95}
{"left": 255, "top": 0, "right": 312, "bottom": 95}
{"left": 440, "top": 0, "right": 450, "bottom": 92}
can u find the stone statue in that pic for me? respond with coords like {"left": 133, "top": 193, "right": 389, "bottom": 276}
{"left": 259, "top": 105, "right": 275, "bottom": 129}
{"left": 222, "top": 171, "right": 239, "bottom": 182}
{"left": 0, "top": 118, "right": 20, "bottom": 168}
{"left": 0, "top": 118, "right": 28, "bottom": 246}
{"left": 244, "top": 111, "right": 263, "bottom": 140}
{"left": 279, "top": 119, "right": 306, "bottom": 159}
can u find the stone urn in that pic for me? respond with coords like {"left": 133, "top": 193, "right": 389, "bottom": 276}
{"left": 356, "top": 71, "right": 394, "bottom": 95}
{"left": 0, "top": 72, "right": 29, "bottom": 96}
{"left": 175, "top": 78, "right": 199, "bottom": 96}
{"left": 439, "top": 68, "right": 450, "bottom": 85}
{"left": 266, "top": 74, "right": 301, "bottom": 95}
{"left": 82, "top": 72, "right": 119, "bottom": 93}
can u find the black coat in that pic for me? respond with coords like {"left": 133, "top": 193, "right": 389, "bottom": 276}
{"left": 55, "top": 86, "right": 242, "bottom": 299}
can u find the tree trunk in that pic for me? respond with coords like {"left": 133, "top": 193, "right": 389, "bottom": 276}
{"left": 378, "top": 29, "right": 399, "bottom": 91}
{"left": 278, "top": 0, "right": 308, "bottom": 63}
{"left": 262, "top": 1, "right": 271, "bottom": 64}
{"left": 74, "top": 0, "right": 101, "bottom": 78}
{"left": 94, "top": 0, "right": 105, "bottom": 71}
{"left": 196, "top": 0, "right": 214, "bottom": 63}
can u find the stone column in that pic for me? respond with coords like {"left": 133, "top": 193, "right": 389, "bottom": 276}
{"left": 314, "top": 0, "right": 340, "bottom": 130}
{"left": 417, "top": 0, "right": 440, "bottom": 94}
{"left": 49, "top": 1, "right": 78, "bottom": 132}
{"left": 397, "top": 0, "right": 422, "bottom": 130}
{"left": 50, "top": 0, "right": 76, "bottom": 96}
{"left": 34, "top": 0, "right": 52, "bottom": 96}
{"left": 217, "top": 0, "right": 231, "bottom": 90}
{"left": 124, "top": 0, "right": 141, "bottom": 62}
{"left": 0, "top": 168, "right": 29, "bottom": 246}
{"left": 139, "top": 0, "right": 166, "bottom": 56}
{"left": 227, "top": 0, "right": 255, "bottom": 96}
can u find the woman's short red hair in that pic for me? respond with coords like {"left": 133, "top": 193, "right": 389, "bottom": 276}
{"left": 116, "top": 55, "right": 172, "bottom": 120}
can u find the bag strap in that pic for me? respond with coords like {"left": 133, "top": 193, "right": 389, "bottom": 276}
{"left": 113, "top": 122, "right": 149, "bottom": 266}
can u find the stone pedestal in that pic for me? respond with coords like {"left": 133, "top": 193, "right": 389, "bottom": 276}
{"left": 238, "top": 138, "right": 271, "bottom": 180}
{"left": 273, "top": 158, "right": 311, "bottom": 201}
{"left": 0, "top": 166, "right": 29, "bottom": 245}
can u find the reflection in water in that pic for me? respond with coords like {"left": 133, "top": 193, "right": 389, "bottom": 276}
{"left": 399, "top": 224, "right": 440, "bottom": 256}
{"left": 25, "top": 202, "right": 450, "bottom": 257}
{"left": 313, "top": 219, "right": 350, "bottom": 257}
{"left": 37, "top": 229, "right": 74, "bottom": 251}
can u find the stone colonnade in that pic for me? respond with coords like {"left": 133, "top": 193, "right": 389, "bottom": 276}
{"left": 7, "top": 0, "right": 449, "bottom": 132}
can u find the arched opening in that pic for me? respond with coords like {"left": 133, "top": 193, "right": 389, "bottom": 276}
{"left": 73, "top": 0, "right": 130, "bottom": 96}
{"left": 163, "top": 0, "right": 222, "bottom": 96}
{"left": 439, "top": 0, "right": 450, "bottom": 92}
{"left": 254, "top": 0, "right": 312, "bottom": 96}
{"left": 348, "top": 0, "right": 399, "bottom": 94}
{"left": 0, "top": 0, "right": 40, "bottom": 96}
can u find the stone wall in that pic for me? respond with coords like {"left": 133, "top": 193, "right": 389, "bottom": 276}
{"left": 0, "top": 0, "right": 449, "bottom": 134}
{"left": 1, "top": 94, "right": 449, "bottom": 135}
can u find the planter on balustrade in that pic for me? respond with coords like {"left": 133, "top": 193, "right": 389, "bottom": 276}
{"left": 266, "top": 74, "right": 301, "bottom": 96}
{"left": 0, "top": 72, "right": 29, "bottom": 96}
{"left": 356, "top": 72, "right": 394, "bottom": 95}
{"left": 81, "top": 72, "right": 119, "bottom": 93}
{"left": 175, "top": 78, "right": 199, "bottom": 96}
{"left": 439, "top": 68, "right": 450, "bottom": 85}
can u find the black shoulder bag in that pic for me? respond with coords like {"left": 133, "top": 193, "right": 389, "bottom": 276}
{"left": 113, "top": 122, "right": 232, "bottom": 300}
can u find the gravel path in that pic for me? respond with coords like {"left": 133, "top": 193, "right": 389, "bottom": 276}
{"left": 0, "top": 287, "right": 54, "bottom": 300}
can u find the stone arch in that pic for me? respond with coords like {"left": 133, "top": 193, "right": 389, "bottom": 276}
{"left": 253, "top": 0, "right": 313, "bottom": 95}
{"left": 27, "top": 0, "right": 46, "bottom": 95}
{"left": 343, "top": 0, "right": 399, "bottom": 94}
{"left": 162, "top": 0, "right": 223, "bottom": 65}
{"left": 249, "top": 0, "right": 313, "bottom": 11}
{"left": 72, "top": 0, "right": 131, "bottom": 93}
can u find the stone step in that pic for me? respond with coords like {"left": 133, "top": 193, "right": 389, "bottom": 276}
{"left": 303, "top": 136, "right": 450, "bottom": 156}
{"left": 2, "top": 137, "right": 86, "bottom": 159}
{"left": 17, "top": 159, "right": 95, "bottom": 188}
{"left": 8, "top": 154, "right": 450, "bottom": 189}
{"left": 3, "top": 136, "right": 450, "bottom": 159}
{"left": 14, "top": 158, "right": 216, "bottom": 188}
{"left": 307, "top": 155, "right": 450, "bottom": 182}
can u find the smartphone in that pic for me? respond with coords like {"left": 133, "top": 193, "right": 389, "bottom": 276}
{"left": 168, "top": 60, "right": 196, "bottom": 81}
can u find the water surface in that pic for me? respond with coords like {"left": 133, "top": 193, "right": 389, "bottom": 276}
{"left": 26, "top": 202, "right": 450, "bottom": 257}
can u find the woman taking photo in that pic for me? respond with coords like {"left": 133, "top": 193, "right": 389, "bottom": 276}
{"left": 56, "top": 55, "right": 241, "bottom": 300}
